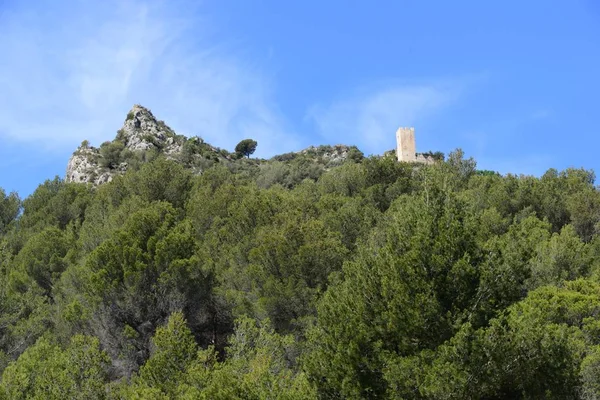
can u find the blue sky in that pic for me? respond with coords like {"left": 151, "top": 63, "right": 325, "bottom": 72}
{"left": 1, "top": 0, "right": 599, "bottom": 197}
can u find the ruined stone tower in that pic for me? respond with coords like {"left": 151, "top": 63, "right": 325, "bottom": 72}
{"left": 396, "top": 127, "right": 416, "bottom": 162}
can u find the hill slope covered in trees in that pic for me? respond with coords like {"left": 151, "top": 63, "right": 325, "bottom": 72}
{"left": 2, "top": 122, "right": 600, "bottom": 398}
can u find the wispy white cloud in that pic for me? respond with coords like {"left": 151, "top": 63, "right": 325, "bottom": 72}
{"left": 306, "top": 81, "right": 463, "bottom": 156}
{"left": 0, "top": 0, "right": 297, "bottom": 157}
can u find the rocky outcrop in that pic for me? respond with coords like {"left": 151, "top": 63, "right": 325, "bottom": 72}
{"left": 118, "top": 105, "right": 182, "bottom": 153}
{"left": 66, "top": 105, "right": 205, "bottom": 185}
{"left": 65, "top": 144, "right": 112, "bottom": 185}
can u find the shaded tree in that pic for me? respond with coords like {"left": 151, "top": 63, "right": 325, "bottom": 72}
{"left": 235, "top": 139, "right": 258, "bottom": 158}
{"left": 0, "top": 335, "right": 110, "bottom": 400}
{"left": 0, "top": 189, "right": 20, "bottom": 235}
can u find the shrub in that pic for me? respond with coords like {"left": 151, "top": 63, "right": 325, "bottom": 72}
{"left": 99, "top": 140, "right": 126, "bottom": 169}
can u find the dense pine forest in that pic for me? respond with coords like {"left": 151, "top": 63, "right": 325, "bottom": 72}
{"left": 2, "top": 143, "right": 600, "bottom": 399}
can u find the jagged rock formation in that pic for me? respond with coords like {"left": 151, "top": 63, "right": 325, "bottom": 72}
{"left": 118, "top": 105, "right": 182, "bottom": 153}
{"left": 65, "top": 105, "right": 228, "bottom": 185}
{"left": 65, "top": 145, "right": 113, "bottom": 185}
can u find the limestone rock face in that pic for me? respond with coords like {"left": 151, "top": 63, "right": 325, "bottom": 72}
{"left": 299, "top": 145, "right": 357, "bottom": 165}
{"left": 65, "top": 105, "right": 189, "bottom": 185}
{"left": 119, "top": 105, "right": 180, "bottom": 153}
{"left": 65, "top": 145, "right": 112, "bottom": 185}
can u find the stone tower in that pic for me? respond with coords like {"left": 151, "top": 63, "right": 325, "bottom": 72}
{"left": 396, "top": 127, "right": 416, "bottom": 162}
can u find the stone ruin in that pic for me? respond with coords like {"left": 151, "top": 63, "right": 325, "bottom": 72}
{"left": 395, "top": 127, "right": 435, "bottom": 164}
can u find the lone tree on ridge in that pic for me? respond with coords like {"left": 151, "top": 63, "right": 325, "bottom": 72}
{"left": 235, "top": 139, "right": 258, "bottom": 158}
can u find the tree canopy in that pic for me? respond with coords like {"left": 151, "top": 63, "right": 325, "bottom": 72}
{"left": 235, "top": 139, "right": 258, "bottom": 158}
{"left": 2, "top": 149, "right": 600, "bottom": 398}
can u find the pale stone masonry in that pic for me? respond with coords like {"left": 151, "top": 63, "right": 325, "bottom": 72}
{"left": 395, "top": 127, "right": 435, "bottom": 164}
{"left": 396, "top": 127, "right": 416, "bottom": 162}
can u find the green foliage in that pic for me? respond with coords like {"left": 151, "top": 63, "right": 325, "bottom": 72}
{"left": 19, "top": 177, "right": 92, "bottom": 232}
{"left": 0, "top": 283, "right": 50, "bottom": 369}
{"left": 346, "top": 146, "right": 364, "bottom": 162}
{"left": 318, "top": 162, "right": 367, "bottom": 197}
{"left": 420, "top": 150, "right": 445, "bottom": 161}
{"left": 124, "top": 158, "right": 193, "bottom": 208}
{"left": 0, "top": 189, "right": 20, "bottom": 235}
{"left": 528, "top": 224, "right": 592, "bottom": 289}
{"left": 178, "top": 317, "right": 316, "bottom": 399}
{"left": 99, "top": 140, "right": 127, "bottom": 169}
{"left": 304, "top": 191, "right": 478, "bottom": 397}
{"left": 70, "top": 202, "right": 218, "bottom": 376}
{"left": 476, "top": 169, "right": 499, "bottom": 176}
{"left": 4, "top": 149, "right": 600, "bottom": 397}
{"left": 580, "top": 345, "right": 600, "bottom": 399}
{"left": 0, "top": 335, "right": 109, "bottom": 400}
{"left": 11, "top": 226, "right": 69, "bottom": 295}
{"left": 235, "top": 139, "right": 258, "bottom": 158}
{"left": 404, "top": 280, "right": 600, "bottom": 399}
{"left": 137, "top": 312, "right": 198, "bottom": 396}
{"left": 247, "top": 217, "right": 348, "bottom": 332}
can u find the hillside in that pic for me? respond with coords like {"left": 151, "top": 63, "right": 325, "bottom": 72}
{"left": 66, "top": 104, "right": 364, "bottom": 186}
{"left": 2, "top": 110, "right": 600, "bottom": 398}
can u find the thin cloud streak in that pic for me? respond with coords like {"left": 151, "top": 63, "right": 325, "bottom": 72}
{"left": 0, "top": 1, "right": 297, "bottom": 157}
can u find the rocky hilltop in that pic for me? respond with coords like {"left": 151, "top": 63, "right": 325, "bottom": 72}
{"left": 66, "top": 105, "right": 229, "bottom": 185}
{"left": 66, "top": 105, "right": 364, "bottom": 186}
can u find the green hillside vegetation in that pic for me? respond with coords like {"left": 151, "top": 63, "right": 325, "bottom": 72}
{"left": 2, "top": 148, "right": 600, "bottom": 399}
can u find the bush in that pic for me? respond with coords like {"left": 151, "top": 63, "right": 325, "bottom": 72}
{"left": 99, "top": 141, "right": 126, "bottom": 169}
